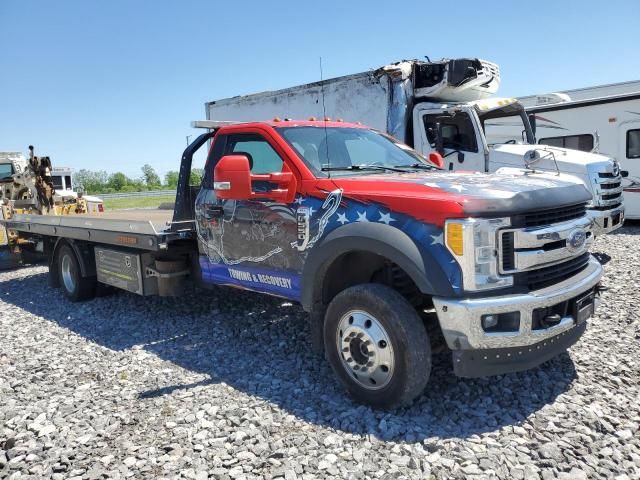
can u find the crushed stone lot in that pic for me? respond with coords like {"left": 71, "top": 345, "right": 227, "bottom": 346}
{"left": 1, "top": 227, "right": 639, "bottom": 480}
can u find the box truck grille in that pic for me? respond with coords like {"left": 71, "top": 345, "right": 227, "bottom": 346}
{"left": 600, "top": 181, "right": 621, "bottom": 190}
{"left": 516, "top": 252, "right": 591, "bottom": 291}
{"left": 601, "top": 192, "right": 622, "bottom": 201}
{"left": 520, "top": 203, "right": 587, "bottom": 228}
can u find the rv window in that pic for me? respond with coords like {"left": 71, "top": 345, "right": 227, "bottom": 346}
{"left": 64, "top": 175, "right": 72, "bottom": 190}
{"left": 539, "top": 134, "right": 594, "bottom": 152}
{"left": 423, "top": 112, "right": 478, "bottom": 153}
{"left": 626, "top": 129, "right": 640, "bottom": 159}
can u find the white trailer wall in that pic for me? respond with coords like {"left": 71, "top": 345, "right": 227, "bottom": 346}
{"left": 206, "top": 72, "right": 392, "bottom": 132}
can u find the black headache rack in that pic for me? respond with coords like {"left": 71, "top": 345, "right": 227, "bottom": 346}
{"left": 3, "top": 214, "right": 195, "bottom": 252}
{"left": 172, "top": 129, "right": 216, "bottom": 229}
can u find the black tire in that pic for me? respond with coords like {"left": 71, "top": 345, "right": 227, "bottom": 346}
{"left": 56, "top": 244, "right": 96, "bottom": 302}
{"left": 324, "top": 283, "right": 431, "bottom": 409}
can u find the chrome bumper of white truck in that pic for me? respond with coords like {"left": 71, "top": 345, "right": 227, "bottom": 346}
{"left": 433, "top": 257, "right": 603, "bottom": 351}
{"left": 589, "top": 205, "right": 624, "bottom": 236}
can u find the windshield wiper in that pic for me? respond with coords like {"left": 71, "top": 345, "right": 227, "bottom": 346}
{"left": 395, "top": 163, "right": 436, "bottom": 170}
{"left": 321, "top": 164, "right": 408, "bottom": 173}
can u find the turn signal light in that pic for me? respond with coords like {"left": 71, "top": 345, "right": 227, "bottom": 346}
{"left": 446, "top": 223, "right": 464, "bottom": 256}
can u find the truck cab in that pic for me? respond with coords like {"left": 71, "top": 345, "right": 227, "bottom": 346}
{"left": 412, "top": 98, "right": 625, "bottom": 235}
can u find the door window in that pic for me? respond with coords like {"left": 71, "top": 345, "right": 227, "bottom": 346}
{"left": 226, "top": 134, "right": 284, "bottom": 174}
{"left": 423, "top": 112, "right": 478, "bottom": 152}
{"left": 627, "top": 129, "right": 640, "bottom": 159}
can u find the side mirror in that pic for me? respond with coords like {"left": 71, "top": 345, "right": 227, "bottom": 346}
{"left": 523, "top": 149, "right": 541, "bottom": 168}
{"left": 213, "top": 154, "right": 297, "bottom": 202}
{"left": 428, "top": 152, "right": 444, "bottom": 169}
{"left": 213, "top": 155, "right": 252, "bottom": 200}
{"left": 457, "top": 151, "right": 465, "bottom": 163}
{"left": 621, "top": 170, "right": 629, "bottom": 178}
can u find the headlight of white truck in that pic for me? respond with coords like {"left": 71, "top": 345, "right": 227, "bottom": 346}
{"left": 445, "top": 217, "right": 512, "bottom": 291}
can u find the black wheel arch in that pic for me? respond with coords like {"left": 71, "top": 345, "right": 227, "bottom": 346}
{"left": 300, "top": 222, "right": 456, "bottom": 312}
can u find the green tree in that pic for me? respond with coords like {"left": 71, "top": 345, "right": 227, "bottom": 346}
{"left": 141, "top": 164, "right": 161, "bottom": 188}
{"left": 108, "top": 172, "right": 129, "bottom": 191}
{"left": 75, "top": 169, "right": 109, "bottom": 193}
{"left": 190, "top": 168, "right": 204, "bottom": 186}
{"left": 165, "top": 171, "right": 179, "bottom": 188}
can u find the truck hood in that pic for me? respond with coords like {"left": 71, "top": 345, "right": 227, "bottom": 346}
{"left": 329, "top": 170, "right": 591, "bottom": 224}
{"left": 490, "top": 143, "right": 617, "bottom": 176}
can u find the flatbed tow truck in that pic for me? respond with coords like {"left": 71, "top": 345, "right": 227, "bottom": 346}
{"left": 1, "top": 120, "right": 604, "bottom": 408}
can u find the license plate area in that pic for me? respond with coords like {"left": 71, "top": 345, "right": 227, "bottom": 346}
{"left": 572, "top": 291, "right": 595, "bottom": 325}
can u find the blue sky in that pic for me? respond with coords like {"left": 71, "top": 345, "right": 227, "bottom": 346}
{"left": 1, "top": 0, "right": 639, "bottom": 178}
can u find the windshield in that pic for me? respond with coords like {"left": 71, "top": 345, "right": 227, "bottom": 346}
{"left": 277, "top": 126, "right": 434, "bottom": 175}
{"left": 0, "top": 164, "right": 14, "bottom": 180}
{"left": 480, "top": 105, "right": 535, "bottom": 146}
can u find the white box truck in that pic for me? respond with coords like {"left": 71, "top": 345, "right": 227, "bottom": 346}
{"left": 205, "top": 58, "right": 624, "bottom": 235}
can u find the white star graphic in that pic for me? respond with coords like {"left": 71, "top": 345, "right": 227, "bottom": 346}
{"left": 294, "top": 196, "right": 305, "bottom": 205}
{"left": 356, "top": 211, "right": 369, "bottom": 222}
{"left": 424, "top": 182, "right": 440, "bottom": 189}
{"left": 336, "top": 212, "right": 349, "bottom": 225}
{"left": 430, "top": 232, "right": 444, "bottom": 245}
{"left": 308, "top": 207, "right": 316, "bottom": 217}
{"left": 378, "top": 212, "right": 396, "bottom": 225}
{"left": 449, "top": 184, "right": 466, "bottom": 193}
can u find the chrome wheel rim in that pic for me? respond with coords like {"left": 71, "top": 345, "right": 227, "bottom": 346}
{"left": 336, "top": 310, "right": 395, "bottom": 390}
{"left": 61, "top": 254, "right": 76, "bottom": 293}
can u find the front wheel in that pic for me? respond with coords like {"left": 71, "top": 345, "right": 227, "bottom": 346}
{"left": 324, "top": 283, "right": 431, "bottom": 409}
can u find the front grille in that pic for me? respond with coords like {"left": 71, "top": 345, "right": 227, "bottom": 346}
{"left": 518, "top": 203, "right": 587, "bottom": 228}
{"left": 598, "top": 172, "right": 617, "bottom": 178}
{"left": 602, "top": 192, "right": 622, "bottom": 201}
{"left": 516, "top": 252, "right": 591, "bottom": 290}
{"left": 600, "top": 181, "right": 621, "bottom": 190}
{"left": 501, "top": 232, "right": 515, "bottom": 270}
{"left": 591, "top": 202, "right": 622, "bottom": 211}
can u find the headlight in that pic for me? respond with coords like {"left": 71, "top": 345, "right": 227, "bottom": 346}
{"left": 445, "top": 217, "right": 513, "bottom": 291}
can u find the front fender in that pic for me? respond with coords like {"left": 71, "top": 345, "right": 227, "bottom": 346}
{"left": 300, "top": 222, "right": 457, "bottom": 311}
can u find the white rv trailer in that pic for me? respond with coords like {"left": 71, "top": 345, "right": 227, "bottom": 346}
{"left": 518, "top": 81, "right": 640, "bottom": 219}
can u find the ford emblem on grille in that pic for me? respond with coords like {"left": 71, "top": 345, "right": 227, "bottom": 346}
{"left": 567, "top": 229, "right": 587, "bottom": 251}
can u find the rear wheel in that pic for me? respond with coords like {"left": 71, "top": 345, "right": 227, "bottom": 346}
{"left": 57, "top": 244, "right": 96, "bottom": 302}
{"left": 324, "top": 283, "right": 431, "bottom": 409}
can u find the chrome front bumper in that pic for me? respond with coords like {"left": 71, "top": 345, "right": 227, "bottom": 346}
{"left": 432, "top": 256, "right": 603, "bottom": 351}
{"left": 589, "top": 205, "right": 624, "bottom": 236}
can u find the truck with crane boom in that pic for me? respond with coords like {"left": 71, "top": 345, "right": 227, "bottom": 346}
{"left": 1, "top": 119, "right": 603, "bottom": 408}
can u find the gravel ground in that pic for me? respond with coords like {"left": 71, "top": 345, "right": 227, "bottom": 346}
{"left": 1, "top": 226, "right": 639, "bottom": 480}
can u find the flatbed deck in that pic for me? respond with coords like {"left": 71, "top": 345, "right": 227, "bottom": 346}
{"left": 3, "top": 208, "right": 193, "bottom": 251}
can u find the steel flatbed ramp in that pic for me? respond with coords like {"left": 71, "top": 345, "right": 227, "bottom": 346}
{"left": 4, "top": 209, "right": 193, "bottom": 251}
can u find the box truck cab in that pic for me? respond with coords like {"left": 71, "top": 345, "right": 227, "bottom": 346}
{"left": 412, "top": 96, "right": 624, "bottom": 234}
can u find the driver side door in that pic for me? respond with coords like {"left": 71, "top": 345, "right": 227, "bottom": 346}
{"left": 195, "top": 132, "right": 302, "bottom": 299}
{"left": 413, "top": 107, "right": 486, "bottom": 172}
